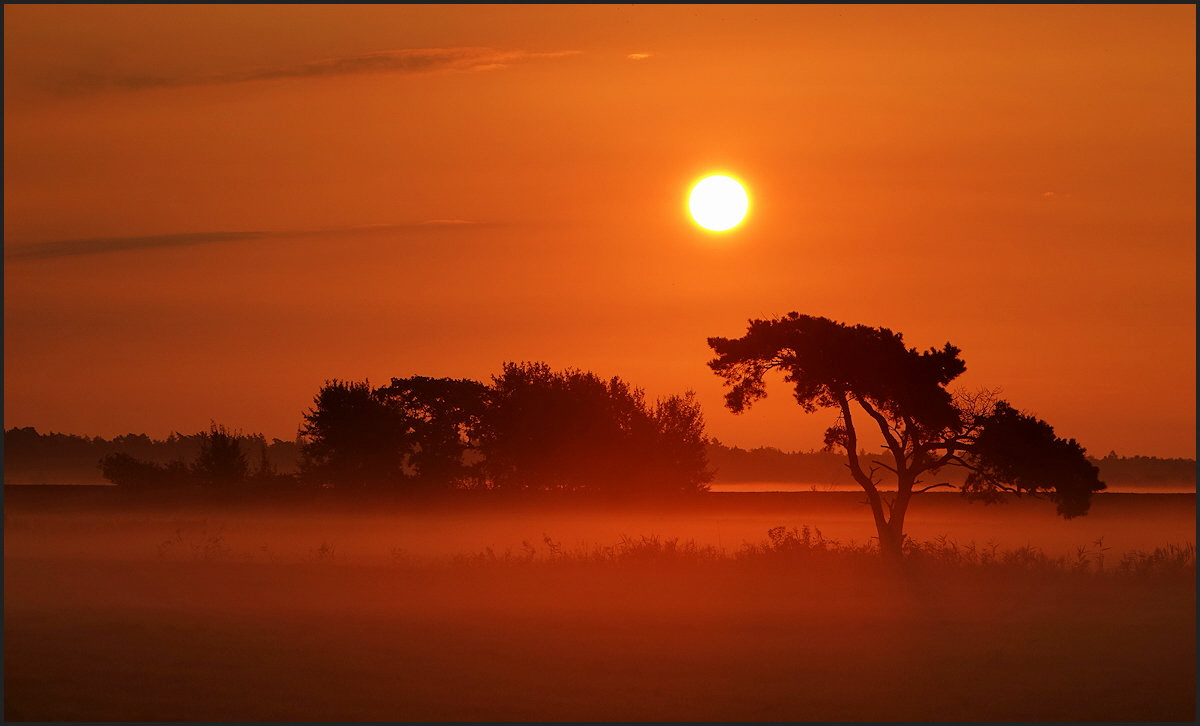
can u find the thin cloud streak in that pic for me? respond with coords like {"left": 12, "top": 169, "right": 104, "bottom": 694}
{"left": 5, "top": 221, "right": 486, "bottom": 261}
{"left": 55, "top": 47, "right": 580, "bottom": 94}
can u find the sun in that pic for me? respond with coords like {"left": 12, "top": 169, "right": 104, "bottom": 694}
{"left": 689, "top": 175, "right": 749, "bottom": 232}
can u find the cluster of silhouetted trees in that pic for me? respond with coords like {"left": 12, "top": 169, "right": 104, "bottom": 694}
{"left": 297, "top": 362, "right": 712, "bottom": 496}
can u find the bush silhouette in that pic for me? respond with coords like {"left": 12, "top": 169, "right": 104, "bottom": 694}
{"left": 193, "top": 423, "right": 249, "bottom": 487}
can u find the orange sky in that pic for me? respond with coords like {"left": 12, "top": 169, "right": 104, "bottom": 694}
{"left": 4, "top": 5, "right": 1195, "bottom": 457}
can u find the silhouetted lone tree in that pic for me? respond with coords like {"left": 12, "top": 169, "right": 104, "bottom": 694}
{"left": 707, "top": 313, "right": 1105, "bottom": 557}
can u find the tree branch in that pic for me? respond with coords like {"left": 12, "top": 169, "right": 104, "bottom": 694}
{"left": 855, "top": 397, "right": 906, "bottom": 466}
{"left": 930, "top": 449, "right": 967, "bottom": 469}
{"left": 836, "top": 392, "right": 878, "bottom": 494}
{"left": 870, "top": 459, "right": 898, "bottom": 475}
{"left": 866, "top": 462, "right": 883, "bottom": 486}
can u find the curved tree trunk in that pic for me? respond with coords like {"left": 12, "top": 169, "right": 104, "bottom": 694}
{"left": 834, "top": 392, "right": 917, "bottom": 559}
{"left": 871, "top": 487, "right": 913, "bottom": 559}
{"left": 861, "top": 488, "right": 906, "bottom": 558}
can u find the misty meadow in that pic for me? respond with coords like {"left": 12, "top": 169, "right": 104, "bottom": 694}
{"left": 5, "top": 489, "right": 1195, "bottom": 722}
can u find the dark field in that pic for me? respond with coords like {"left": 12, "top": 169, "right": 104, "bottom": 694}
{"left": 4, "top": 488, "right": 1195, "bottom": 722}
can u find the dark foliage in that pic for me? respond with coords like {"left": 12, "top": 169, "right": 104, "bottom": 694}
{"left": 298, "top": 380, "right": 413, "bottom": 489}
{"left": 708, "top": 312, "right": 965, "bottom": 436}
{"left": 94, "top": 423, "right": 279, "bottom": 492}
{"left": 648, "top": 391, "right": 714, "bottom": 494}
{"left": 380, "top": 376, "right": 490, "bottom": 488}
{"left": 97, "top": 453, "right": 183, "bottom": 490}
{"left": 477, "top": 362, "right": 712, "bottom": 495}
{"left": 297, "top": 363, "right": 712, "bottom": 496}
{"left": 963, "top": 402, "right": 1104, "bottom": 518}
{"left": 298, "top": 376, "right": 488, "bottom": 493}
{"left": 192, "top": 424, "right": 250, "bottom": 487}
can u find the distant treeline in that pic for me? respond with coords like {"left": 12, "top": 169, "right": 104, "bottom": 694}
{"left": 3, "top": 426, "right": 300, "bottom": 485}
{"left": 1085, "top": 452, "right": 1198, "bottom": 488}
{"left": 4, "top": 426, "right": 1194, "bottom": 491}
{"left": 707, "top": 442, "right": 1196, "bottom": 489}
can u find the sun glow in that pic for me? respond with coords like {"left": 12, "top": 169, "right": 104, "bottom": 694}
{"left": 689, "top": 175, "right": 749, "bottom": 232}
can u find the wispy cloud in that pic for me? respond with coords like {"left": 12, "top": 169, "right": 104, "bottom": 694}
{"left": 626, "top": 53, "right": 652, "bottom": 61}
{"left": 55, "top": 47, "right": 579, "bottom": 94}
{"left": 5, "top": 221, "right": 485, "bottom": 261}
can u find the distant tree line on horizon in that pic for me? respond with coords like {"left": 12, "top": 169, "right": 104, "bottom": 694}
{"left": 705, "top": 443, "right": 1196, "bottom": 489}
{"left": 4, "top": 427, "right": 1194, "bottom": 492}
{"left": 2, "top": 426, "right": 300, "bottom": 486}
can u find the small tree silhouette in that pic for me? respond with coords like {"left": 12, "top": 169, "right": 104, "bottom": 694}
{"left": 193, "top": 423, "right": 249, "bottom": 487}
{"left": 99, "top": 452, "right": 173, "bottom": 490}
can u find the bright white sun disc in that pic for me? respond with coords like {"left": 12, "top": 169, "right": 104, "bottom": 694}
{"left": 689, "top": 175, "right": 749, "bottom": 232}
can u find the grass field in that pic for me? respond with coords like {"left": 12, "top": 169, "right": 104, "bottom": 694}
{"left": 4, "top": 489, "right": 1195, "bottom": 721}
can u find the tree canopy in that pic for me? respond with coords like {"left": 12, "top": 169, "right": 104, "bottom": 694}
{"left": 192, "top": 423, "right": 249, "bottom": 487}
{"left": 709, "top": 312, "right": 1105, "bottom": 556}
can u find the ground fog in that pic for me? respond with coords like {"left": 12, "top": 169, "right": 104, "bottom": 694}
{"left": 4, "top": 490, "right": 1195, "bottom": 721}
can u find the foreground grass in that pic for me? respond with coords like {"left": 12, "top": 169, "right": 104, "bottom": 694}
{"left": 442, "top": 525, "right": 1197, "bottom": 580}
{"left": 141, "top": 514, "right": 1197, "bottom": 581}
{"left": 6, "top": 522, "right": 1194, "bottom": 722}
